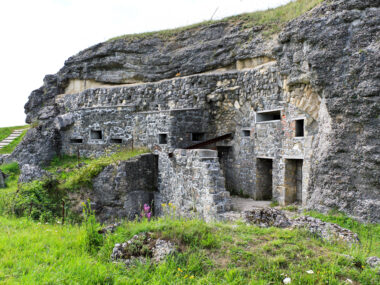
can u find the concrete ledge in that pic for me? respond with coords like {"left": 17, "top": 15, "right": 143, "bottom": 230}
{"left": 193, "top": 149, "right": 218, "bottom": 158}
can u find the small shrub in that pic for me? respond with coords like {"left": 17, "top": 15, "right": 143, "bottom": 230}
{"left": 13, "top": 178, "right": 63, "bottom": 222}
{"left": 270, "top": 200, "right": 279, "bottom": 207}
{"left": 0, "top": 162, "right": 20, "bottom": 176}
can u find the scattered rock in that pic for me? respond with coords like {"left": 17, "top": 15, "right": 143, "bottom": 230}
{"left": 0, "top": 170, "right": 7, "bottom": 188}
{"left": 366, "top": 256, "right": 380, "bottom": 269}
{"left": 244, "top": 208, "right": 292, "bottom": 228}
{"left": 111, "top": 232, "right": 176, "bottom": 266}
{"left": 0, "top": 154, "right": 10, "bottom": 165}
{"left": 98, "top": 223, "right": 121, "bottom": 234}
{"left": 292, "top": 216, "right": 360, "bottom": 244}
{"left": 18, "top": 164, "right": 51, "bottom": 184}
{"left": 152, "top": 239, "right": 176, "bottom": 263}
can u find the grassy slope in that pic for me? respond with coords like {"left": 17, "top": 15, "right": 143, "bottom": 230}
{"left": 0, "top": 128, "right": 28, "bottom": 155}
{"left": 0, "top": 215, "right": 378, "bottom": 284}
{"left": 0, "top": 125, "right": 28, "bottom": 142}
{"left": 109, "top": 0, "right": 324, "bottom": 41}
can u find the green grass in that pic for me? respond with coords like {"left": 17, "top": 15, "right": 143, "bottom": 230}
{"left": 0, "top": 213, "right": 378, "bottom": 284}
{"left": 47, "top": 148, "right": 149, "bottom": 190}
{"left": 306, "top": 210, "right": 380, "bottom": 257}
{"left": 0, "top": 149, "right": 149, "bottom": 222}
{"left": 0, "top": 128, "right": 28, "bottom": 154}
{"left": 0, "top": 125, "right": 28, "bottom": 142}
{"left": 109, "top": 0, "right": 324, "bottom": 42}
{"left": 0, "top": 125, "right": 29, "bottom": 155}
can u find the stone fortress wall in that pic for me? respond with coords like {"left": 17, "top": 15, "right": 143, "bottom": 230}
{"left": 54, "top": 61, "right": 318, "bottom": 219}
{"left": 9, "top": 0, "right": 379, "bottom": 222}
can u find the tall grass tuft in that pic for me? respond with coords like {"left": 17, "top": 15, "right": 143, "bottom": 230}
{"left": 82, "top": 201, "right": 103, "bottom": 255}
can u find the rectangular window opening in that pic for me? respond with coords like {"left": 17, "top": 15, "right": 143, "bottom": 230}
{"left": 110, "top": 138, "right": 123, "bottom": 144}
{"left": 70, "top": 138, "right": 83, "bottom": 144}
{"left": 256, "top": 110, "right": 281, "bottom": 122}
{"left": 243, "top": 130, "right": 251, "bottom": 137}
{"left": 159, "top": 133, "right": 168, "bottom": 144}
{"left": 90, "top": 130, "right": 103, "bottom": 140}
{"left": 295, "top": 119, "right": 304, "bottom": 137}
{"left": 192, "top": 132, "right": 205, "bottom": 141}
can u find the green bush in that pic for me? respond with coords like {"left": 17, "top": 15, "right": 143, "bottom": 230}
{"left": 12, "top": 178, "right": 64, "bottom": 222}
{"left": 0, "top": 162, "right": 20, "bottom": 176}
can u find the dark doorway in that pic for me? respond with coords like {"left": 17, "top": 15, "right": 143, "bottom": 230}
{"left": 217, "top": 146, "right": 234, "bottom": 193}
{"left": 256, "top": 158, "right": 273, "bottom": 200}
{"left": 284, "top": 159, "right": 303, "bottom": 203}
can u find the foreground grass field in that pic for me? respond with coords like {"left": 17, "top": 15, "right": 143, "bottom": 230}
{"left": 0, "top": 212, "right": 379, "bottom": 284}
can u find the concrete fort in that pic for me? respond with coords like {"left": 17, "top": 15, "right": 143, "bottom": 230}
{"left": 7, "top": 0, "right": 380, "bottom": 222}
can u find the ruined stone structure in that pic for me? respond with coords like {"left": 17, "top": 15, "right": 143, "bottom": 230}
{"left": 6, "top": 0, "right": 380, "bottom": 222}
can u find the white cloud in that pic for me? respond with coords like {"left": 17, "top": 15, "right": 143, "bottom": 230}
{"left": 0, "top": 0, "right": 291, "bottom": 127}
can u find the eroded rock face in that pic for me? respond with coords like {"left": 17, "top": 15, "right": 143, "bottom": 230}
{"left": 275, "top": 0, "right": 380, "bottom": 222}
{"left": 6, "top": 124, "right": 60, "bottom": 167}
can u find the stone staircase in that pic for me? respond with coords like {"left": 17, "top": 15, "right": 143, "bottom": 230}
{"left": 0, "top": 129, "right": 25, "bottom": 150}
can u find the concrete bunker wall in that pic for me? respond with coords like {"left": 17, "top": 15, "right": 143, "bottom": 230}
{"left": 69, "top": 153, "right": 158, "bottom": 222}
{"left": 57, "top": 62, "right": 319, "bottom": 207}
{"left": 157, "top": 149, "right": 231, "bottom": 221}
{"left": 60, "top": 108, "right": 213, "bottom": 156}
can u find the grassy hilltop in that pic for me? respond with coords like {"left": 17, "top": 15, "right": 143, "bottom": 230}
{"left": 109, "top": 0, "right": 324, "bottom": 41}
{"left": 0, "top": 125, "right": 29, "bottom": 155}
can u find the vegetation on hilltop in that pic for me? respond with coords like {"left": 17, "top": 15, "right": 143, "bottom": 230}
{"left": 109, "top": 0, "right": 324, "bottom": 42}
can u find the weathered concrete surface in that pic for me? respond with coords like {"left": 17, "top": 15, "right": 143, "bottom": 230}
{"left": 69, "top": 154, "right": 158, "bottom": 222}
{"left": 157, "top": 149, "right": 231, "bottom": 222}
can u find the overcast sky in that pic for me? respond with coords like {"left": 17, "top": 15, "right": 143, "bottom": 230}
{"left": 0, "top": 0, "right": 291, "bottom": 127}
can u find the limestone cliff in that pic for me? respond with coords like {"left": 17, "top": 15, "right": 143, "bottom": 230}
{"left": 10, "top": 0, "right": 380, "bottom": 222}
